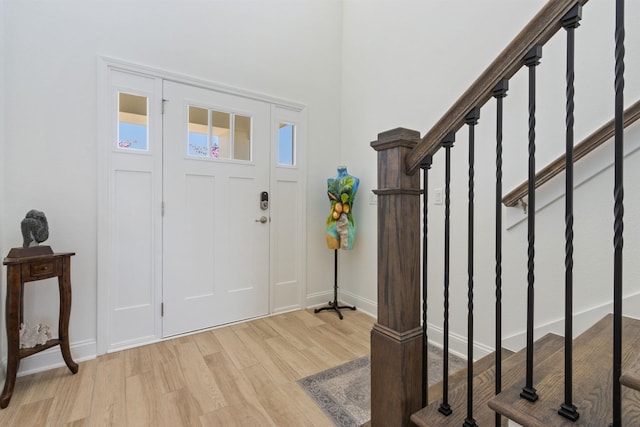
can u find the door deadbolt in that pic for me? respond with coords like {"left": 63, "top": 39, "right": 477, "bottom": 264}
{"left": 260, "top": 191, "right": 269, "bottom": 210}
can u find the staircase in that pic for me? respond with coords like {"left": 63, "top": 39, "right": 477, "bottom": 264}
{"left": 412, "top": 335, "right": 561, "bottom": 426}
{"left": 411, "top": 315, "right": 640, "bottom": 426}
{"left": 369, "top": 0, "right": 637, "bottom": 426}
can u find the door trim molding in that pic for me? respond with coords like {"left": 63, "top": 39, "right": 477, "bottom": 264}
{"left": 100, "top": 56, "right": 305, "bottom": 111}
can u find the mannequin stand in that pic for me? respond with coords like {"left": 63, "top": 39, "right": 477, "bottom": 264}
{"left": 314, "top": 249, "right": 356, "bottom": 320}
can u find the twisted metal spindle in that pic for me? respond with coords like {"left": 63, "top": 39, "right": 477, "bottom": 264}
{"left": 439, "top": 132, "right": 455, "bottom": 417}
{"left": 421, "top": 155, "right": 433, "bottom": 408}
{"left": 521, "top": 44, "right": 542, "bottom": 404}
{"left": 559, "top": 5, "right": 582, "bottom": 422}
{"left": 492, "top": 78, "right": 508, "bottom": 427}
{"left": 463, "top": 107, "right": 480, "bottom": 427}
{"left": 611, "top": 1, "right": 625, "bottom": 426}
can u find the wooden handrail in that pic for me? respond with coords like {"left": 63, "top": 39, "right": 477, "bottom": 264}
{"left": 503, "top": 100, "right": 640, "bottom": 207}
{"left": 405, "top": 0, "right": 589, "bottom": 175}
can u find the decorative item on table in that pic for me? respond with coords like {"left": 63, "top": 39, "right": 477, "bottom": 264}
{"left": 21, "top": 209, "right": 49, "bottom": 248}
{"left": 6, "top": 209, "right": 54, "bottom": 258}
{"left": 19, "top": 321, "right": 52, "bottom": 349}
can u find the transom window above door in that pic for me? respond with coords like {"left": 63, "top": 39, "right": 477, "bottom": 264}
{"left": 188, "top": 106, "right": 252, "bottom": 161}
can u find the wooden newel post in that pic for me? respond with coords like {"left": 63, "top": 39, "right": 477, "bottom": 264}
{"left": 370, "top": 128, "right": 422, "bottom": 426}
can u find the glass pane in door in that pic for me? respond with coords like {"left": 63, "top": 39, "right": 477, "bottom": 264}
{"left": 278, "top": 123, "right": 295, "bottom": 165}
{"left": 118, "top": 92, "right": 148, "bottom": 150}
{"left": 233, "top": 115, "right": 252, "bottom": 161}
{"left": 188, "top": 106, "right": 208, "bottom": 157}
{"left": 212, "top": 111, "right": 231, "bottom": 159}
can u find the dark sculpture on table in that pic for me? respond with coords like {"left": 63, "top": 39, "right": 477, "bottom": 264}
{"left": 6, "top": 210, "right": 53, "bottom": 258}
{"left": 21, "top": 209, "right": 49, "bottom": 248}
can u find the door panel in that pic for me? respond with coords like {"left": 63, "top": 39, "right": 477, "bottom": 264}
{"left": 162, "top": 81, "right": 270, "bottom": 337}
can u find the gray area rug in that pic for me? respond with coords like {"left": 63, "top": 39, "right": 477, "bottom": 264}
{"left": 298, "top": 344, "right": 466, "bottom": 427}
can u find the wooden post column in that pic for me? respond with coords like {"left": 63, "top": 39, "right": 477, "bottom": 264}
{"left": 371, "top": 128, "right": 422, "bottom": 426}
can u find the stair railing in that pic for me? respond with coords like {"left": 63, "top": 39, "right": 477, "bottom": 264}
{"left": 462, "top": 107, "right": 481, "bottom": 427}
{"left": 492, "top": 78, "right": 508, "bottom": 427}
{"left": 404, "top": 0, "right": 590, "bottom": 175}
{"left": 502, "top": 99, "right": 640, "bottom": 208}
{"left": 612, "top": 1, "right": 626, "bottom": 424}
{"left": 559, "top": 5, "right": 581, "bottom": 421}
{"left": 369, "top": 0, "right": 630, "bottom": 425}
{"left": 439, "top": 132, "right": 455, "bottom": 417}
{"left": 521, "top": 43, "right": 543, "bottom": 405}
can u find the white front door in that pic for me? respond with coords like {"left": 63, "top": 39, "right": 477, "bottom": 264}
{"left": 161, "top": 81, "right": 271, "bottom": 337}
{"left": 100, "top": 60, "right": 307, "bottom": 353}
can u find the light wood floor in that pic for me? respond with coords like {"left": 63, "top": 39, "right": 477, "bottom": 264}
{"left": 0, "top": 309, "right": 374, "bottom": 427}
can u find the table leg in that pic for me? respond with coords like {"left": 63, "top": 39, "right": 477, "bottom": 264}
{"left": 58, "top": 258, "right": 78, "bottom": 374}
{"left": 1, "top": 270, "right": 22, "bottom": 409}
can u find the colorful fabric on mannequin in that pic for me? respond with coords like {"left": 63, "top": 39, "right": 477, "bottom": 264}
{"left": 326, "top": 167, "right": 359, "bottom": 250}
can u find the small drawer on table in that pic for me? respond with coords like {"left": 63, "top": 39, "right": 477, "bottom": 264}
{"left": 22, "top": 259, "right": 61, "bottom": 280}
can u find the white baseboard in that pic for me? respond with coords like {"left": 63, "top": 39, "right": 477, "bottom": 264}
{"left": 0, "top": 339, "right": 97, "bottom": 380}
{"left": 427, "top": 323, "right": 491, "bottom": 361}
{"left": 503, "top": 291, "right": 640, "bottom": 351}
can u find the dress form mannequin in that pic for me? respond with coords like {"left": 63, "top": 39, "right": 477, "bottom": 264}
{"left": 325, "top": 166, "right": 360, "bottom": 250}
{"left": 316, "top": 166, "right": 359, "bottom": 319}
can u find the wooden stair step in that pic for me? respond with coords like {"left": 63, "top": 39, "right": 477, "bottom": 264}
{"left": 621, "top": 350, "right": 640, "bottom": 391}
{"left": 427, "top": 348, "right": 514, "bottom": 403}
{"left": 411, "top": 333, "right": 564, "bottom": 427}
{"left": 488, "top": 314, "right": 640, "bottom": 426}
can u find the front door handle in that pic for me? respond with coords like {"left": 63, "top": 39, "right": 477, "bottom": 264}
{"left": 255, "top": 216, "right": 268, "bottom": 224}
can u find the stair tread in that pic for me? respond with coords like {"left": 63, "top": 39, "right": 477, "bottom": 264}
{"left": 621, "top": 349, "right": 640, "bottom": 391}
{"left": 488, "top": 314, "right": 640, "bottom": 426}
{"left": 411, "top": 333, "right": 564, "bottom": 427}
{"left": 427, "top": 348, "right": 515, "bottom": 403}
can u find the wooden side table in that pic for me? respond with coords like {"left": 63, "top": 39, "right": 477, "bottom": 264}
{"left": 1, "top": 247, "right": 78, "bottom": 409}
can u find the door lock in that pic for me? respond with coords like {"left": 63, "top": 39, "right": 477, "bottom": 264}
{"left": 260, "top": 191, "right": 269, "bottom": 210}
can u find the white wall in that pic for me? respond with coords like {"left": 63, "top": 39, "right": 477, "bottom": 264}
{"left": 0, "top": 0, "right": 7, "bottom": 378}
{"left": 2, "top": 0, "right": 343, "bottom": 371}
{"left": 340, "top": 0, "right": 640, "bottom": 357}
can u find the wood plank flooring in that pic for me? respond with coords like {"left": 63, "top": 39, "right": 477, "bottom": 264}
{"left": 0, "top": 309, "right": 374, "bottom": 426}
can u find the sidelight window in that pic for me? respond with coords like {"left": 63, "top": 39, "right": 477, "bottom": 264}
{"left": 118, "top": 92, "right": 148, "bottom": 151}
{"left": 278, "top": 123, "right": 295, "bottom": 166}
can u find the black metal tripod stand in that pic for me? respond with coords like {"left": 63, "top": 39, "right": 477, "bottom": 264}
{"left": 314, "top": 249, "right": 356, "bottom": 319}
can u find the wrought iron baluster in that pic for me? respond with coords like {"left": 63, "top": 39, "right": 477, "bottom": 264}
{"left": 421, "top": 155, "right": 433, "bottom": 408}
{"left": 559, "top": 4, "right": 582, "bottom": 422}
{"left": 439, "top": 132, "right": 455, "bottom": 417}
{"left": 611, "top": 1, "right": 625, "bottom": 426}
{"left": 521, "top": 44, "right": 542, "bottom": 404}
{"left": 464, "top": 107, "right": 480, "bottom": 427}
{"left": 492, "top": 78, "right": 508, "bottom": 427}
